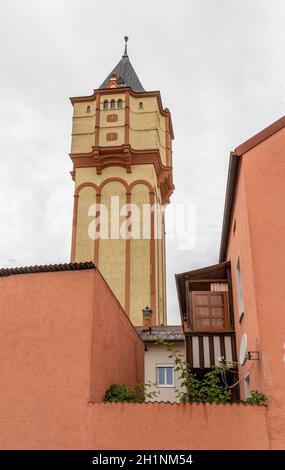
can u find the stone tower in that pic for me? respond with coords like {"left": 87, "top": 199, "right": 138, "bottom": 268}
{"left": 70, "top": 38, "right": 174, "bottom": 326}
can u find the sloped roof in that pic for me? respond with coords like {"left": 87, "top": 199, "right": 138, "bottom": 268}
{"left": 175, "top": 262, "right": 230, "bottom": 322}
{"left": 234, "top": 115, "right": 285, "bottom": 157}
{"left": 0, "top": 262, "right": 95, "bottom": 278}
{"left": 219, "top": 115, "right": 285, "bottom": 262}
{"left": 99, "top": 54, "right": 144, "bottom": 92}
{"left": 136, "top": 325, "right": 184, "bottom": 343}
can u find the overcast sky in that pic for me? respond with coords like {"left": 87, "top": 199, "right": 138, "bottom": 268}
{"left": 0, "top": 0, "right": 285, "bottom": 324}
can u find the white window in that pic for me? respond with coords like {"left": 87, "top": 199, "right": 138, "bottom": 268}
{"left": 244, "top": 373, "right": 251, "bottom": 399}
{"left": 156, "top": 365, "right": 174, "bottom": 387}
{"left": 236, "top": 257, "right": 244, "bottom": 320}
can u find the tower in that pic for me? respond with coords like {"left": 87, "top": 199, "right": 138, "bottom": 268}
{"left": 70, "top": 38, "right": 174, "bottom": 326}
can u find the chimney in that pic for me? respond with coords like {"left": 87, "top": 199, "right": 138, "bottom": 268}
{"left": 142, "top": 306, "right": 152, "bottom": 329}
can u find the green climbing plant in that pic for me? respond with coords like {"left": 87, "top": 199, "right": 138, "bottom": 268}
{"left": 157, "top": 339, "right": 231, "bottom": 404}
{"left": 104, "top": 383, "right": 159, "bottom": 403}
{"left": 242, "top": 390, "right": 268, "bottom": 406}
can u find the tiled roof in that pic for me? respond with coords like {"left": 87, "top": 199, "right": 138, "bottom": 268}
{"left": 0, "top": 261, "right": 95, "bottom": 278}
{"left": 136, "top": 325, "right": 185, "bottom": 343}
{"left": 99, "top": 54, "right": 144, "bottom": 92}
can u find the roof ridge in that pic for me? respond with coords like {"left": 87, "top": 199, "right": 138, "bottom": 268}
{"left": 99, "top": 53, "right": 144, "bottom": 92}
{"left": 234, "top": 115, "right": 285, "bottom": 156}
{"left": 0, "top": 261, "right": 96, "bottom": 278}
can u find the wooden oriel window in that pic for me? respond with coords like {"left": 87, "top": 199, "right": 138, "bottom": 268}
{"left": 191, "top": 291, "right": 229, "bottom": 331}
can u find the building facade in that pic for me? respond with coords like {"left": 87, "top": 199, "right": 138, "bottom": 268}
{"left": 219, "top": 116, "right": 285, "bottom": 449}
{"left": 137, "top": 325, "right": 185, "bottom": 402}
{"left": 176, "top": 115, "right": 285, "bottom": 448}
{"left": 70, "top": 38, "right": 174, "bottom": 326}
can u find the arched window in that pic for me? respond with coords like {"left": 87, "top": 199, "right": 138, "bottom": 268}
{"left": 117, "top": 99, "right": 122, "bottom": 109}
{"left": 110, "top": 99, "right": 116, "bottom": 109}
{"left": 139, "top": 101, "right": 144, "bottom": 109}
{"left": 86, "top": 105, "right": 91, "bottom": 113}
{"left": 103, "top": 100, "right": 109, "bottom": 110}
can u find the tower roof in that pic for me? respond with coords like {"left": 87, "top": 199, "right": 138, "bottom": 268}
{"left": 99, "top": 36, "right": 145, "bottom": 92}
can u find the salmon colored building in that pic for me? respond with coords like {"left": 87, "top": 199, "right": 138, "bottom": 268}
{"left": 176, "top": 115, "right": 285, "bottom": 449}
{"left": 219, "top": 116, "right": 285, "bottom": 449}
{"left": 0, "top": 262, "right": 144, "bottom": 402}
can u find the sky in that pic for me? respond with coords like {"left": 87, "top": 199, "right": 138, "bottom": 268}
{"left": 0, "top": 0, "right": 285, "bottom": 324}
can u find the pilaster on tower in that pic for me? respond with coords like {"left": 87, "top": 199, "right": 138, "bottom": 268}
{"left": 69, "top": 38, "right": 174, "bottom": 326}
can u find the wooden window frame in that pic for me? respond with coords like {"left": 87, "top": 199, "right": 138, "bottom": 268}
{"left": 156, "top": 365, "right": 175, "bottom": 388}
{"left": 191, "top": 291, "right": 230, "bottom": 332}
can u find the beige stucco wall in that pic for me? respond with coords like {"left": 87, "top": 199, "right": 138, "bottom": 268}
{"left": 75, "top": 186, "right": 96, "bottom": 261}
{"left": 129, "top": 95, "right": 167, "bottom": 165}
{"left": 70, "top": 87, "right": 172, "bottom": 326}
{"left": 73, "top": 165, "right": 166, "bottom": 325}
{"left": 129, "top": 183, "right": 151, "bottom": 324}
{"left": 70, "top": 92, "right": 169, "bottom": 165}
{"left": 99, "top": 181, "right": 126, "bottom": 308}
{"left": 144, "top": 342, "right": 186, "bottom": 402}
{"left": 73, "top": 176, "right": 167, "bottom": 326}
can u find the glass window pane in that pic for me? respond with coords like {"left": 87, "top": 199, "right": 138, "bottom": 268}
{"left": 157, "top": 367, "right": 165, "bottom": 385}
{"left": 211, "top": 306, "right": 224, "bottom": 317}
{"left": 166, "top": 367, "right": 173, "bottom": 385}
{"left": 195, "top": 307, "right": 210, "bottom": 317}
{"left": 196, "top": 318, "right": 210, "bottom": 328}
{"left": 195, "top": 294, "right": 209, "bottom": 305}
{"left": 210, "top": 294, "right": 223, "bottom": 305}
{"left": 212, "top": 318, "right": 225, "bottom": 328}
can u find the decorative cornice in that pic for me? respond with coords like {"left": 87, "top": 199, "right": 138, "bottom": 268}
{"left": 70, "top": 144, "right": 174, "bottom": 204}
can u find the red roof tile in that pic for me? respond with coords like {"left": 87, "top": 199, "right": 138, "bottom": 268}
{"left": 136, "top": 325, "right": 184, "bottom": 342}
{"left": 0, "top": 262, "right": 95, "bottom": 278}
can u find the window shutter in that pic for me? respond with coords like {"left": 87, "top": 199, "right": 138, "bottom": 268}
{"left": 191, "top": 291, "right": 229, "bottom": 331}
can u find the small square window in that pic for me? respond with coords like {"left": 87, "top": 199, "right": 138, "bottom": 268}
{"left": 156, "top": 366, "right": 174, "bottom": 387}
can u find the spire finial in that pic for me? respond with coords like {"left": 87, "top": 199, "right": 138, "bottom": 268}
{"left": 123, "top": 36, "right": 129, "bottom": 57}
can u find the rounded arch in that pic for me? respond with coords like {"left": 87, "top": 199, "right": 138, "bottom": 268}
{"left": 75, "top": 182, "right": 99, "bottom": 196}
{"left": 129, "top": 179, "right": 154, "bottom": 193}
{"left": 98, "top": 177, "right": 130, "bottom": 193}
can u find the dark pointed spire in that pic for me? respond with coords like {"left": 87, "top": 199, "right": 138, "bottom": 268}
{"left": 99, "top": 36, "right": 145, "bottom": 92}
{"left": 123, "top": 36, "right": 128, "bottom": 57}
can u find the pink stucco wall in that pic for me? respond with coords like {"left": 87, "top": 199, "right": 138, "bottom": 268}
{"left": 89, "top": 403, "right": 269, "bottom": 450}
{"left": 0, "top": 267, "right": 271, "bottom": 450}
{"left": 227, "top": 127, "right": 285, "bottom": 449}
{"left": 0, "top": 400, "right": 269, "bottom": 450}
{"left": 0, "top": 268, "right": 144, "bottom": 449}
